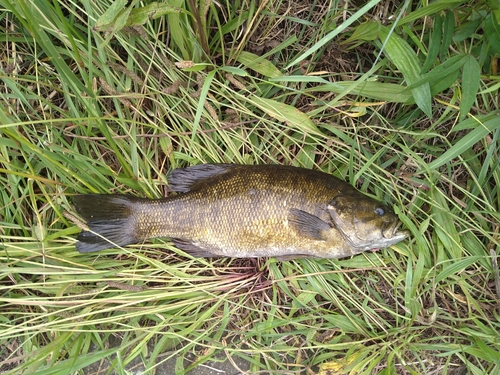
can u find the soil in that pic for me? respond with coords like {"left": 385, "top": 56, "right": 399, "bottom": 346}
{"left": 82, "top": 348, "right": 250, "bottom": 375}
{"left": 80, "top": 335, "right": 250, "bottom": 375}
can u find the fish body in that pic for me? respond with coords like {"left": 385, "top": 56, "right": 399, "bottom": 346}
{"left": 74, "top": 164, "right": 408, "bottom": 258}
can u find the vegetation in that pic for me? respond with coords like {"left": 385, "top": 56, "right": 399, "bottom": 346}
{"left": 0, "top": 0, "right": 499, "bottom": 374}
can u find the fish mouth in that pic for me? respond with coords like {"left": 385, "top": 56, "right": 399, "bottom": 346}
{"left": 383, "top": 221, "right": 409, "bottom": 240}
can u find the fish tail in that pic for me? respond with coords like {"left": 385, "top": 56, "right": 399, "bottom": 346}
{"left": 73, "top": 194, "right": 142, "bottom": 253}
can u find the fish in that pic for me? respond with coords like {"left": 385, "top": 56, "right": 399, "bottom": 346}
{"left": 73, "top": 164, "right": 408, "bottom": 259}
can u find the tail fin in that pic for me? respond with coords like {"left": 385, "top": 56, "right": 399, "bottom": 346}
{"left": 74, "top": 195, "right": 141, "bottom": 253}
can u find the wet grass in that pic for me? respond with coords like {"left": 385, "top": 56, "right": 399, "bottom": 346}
{"left": 0, "top": 0, "right": 499, "bottom": 374}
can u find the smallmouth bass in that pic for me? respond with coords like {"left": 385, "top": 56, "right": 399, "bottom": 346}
{"left": 74, "top": 164, "right": 408, "bottom": 258}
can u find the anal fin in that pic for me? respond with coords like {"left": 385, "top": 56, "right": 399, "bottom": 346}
{"left": 171, "top": 238, "right": 221, "bottom": 258}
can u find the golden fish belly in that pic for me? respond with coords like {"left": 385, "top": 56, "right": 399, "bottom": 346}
{"left": 135, "top": 198, "right": 353, "bottom": 258}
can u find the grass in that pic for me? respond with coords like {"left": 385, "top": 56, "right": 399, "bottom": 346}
{"left": 0, "top": 0, "right": 499, "bottom": 374}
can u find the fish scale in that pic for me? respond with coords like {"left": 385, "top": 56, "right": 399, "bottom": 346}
{"left": 74, "top": 164, "right": 408, "bottom": 258}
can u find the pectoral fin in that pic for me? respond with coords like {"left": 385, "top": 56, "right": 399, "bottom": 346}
{"left": 288, "top": 209, "right": 331, "bottom": 241}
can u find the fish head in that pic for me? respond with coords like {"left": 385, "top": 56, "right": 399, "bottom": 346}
{"left": 327, "top": 193, "right": 408, "bottom": 253}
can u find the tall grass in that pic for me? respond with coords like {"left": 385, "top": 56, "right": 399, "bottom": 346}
{"left": 0, "top": 0, "right": 499, "bottom": 374}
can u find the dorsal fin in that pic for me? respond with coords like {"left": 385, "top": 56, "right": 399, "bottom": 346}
{"left": 168, "top": 164, "right": 235, "bottom": 193}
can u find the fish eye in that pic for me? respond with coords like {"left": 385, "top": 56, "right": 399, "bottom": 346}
{"left": 374, "top": 207, "right": 385, "bottom": 216}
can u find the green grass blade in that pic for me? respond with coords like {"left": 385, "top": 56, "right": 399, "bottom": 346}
{"left": 311, "top": 81, "right": 412, "bottom": 102}
{"left": 285, "top": 0, "right": 382, "bottom": 69}
{"left": 378, "top": 26, "right": 432, "bottom": 117}
{"left": 460, "top": 55, "right": 481, "bottom": 121}
{"left": 236, "top": 51, "right": 282, "bottom": 78}
{"left": 440, "top": 10, "right": 455, "bottom": 60}
{"left": 252, "top": 96, "right": 321, "bottom": 135}
{"left": 397, "top": 0, "right": 466, "bottom": 26}
{"left": 407, "top": 54, "right": 467, "bottom": 90}
{"left": 420, "top": 13, "right": 442, "bottom": 73}
{"left": 423, "top": 111, "right": 500, "bottom": 172}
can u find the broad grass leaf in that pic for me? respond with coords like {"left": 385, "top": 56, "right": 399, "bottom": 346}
{"left": 435, "top": 256, "right": 483, "bottom": 284}
{"left": 465, "top": 339, "right": 500, "bottom": 365}
{"left": 126, "top": 2, "right": 182, "bottom": 27}
{"left": 236, "top": 51, "right": 282, "bottom": 78}
{"left": 341, "top": 20, "right": 380, "bottom": 45}
{"left": 397, "top": 0, "right": 466, "bottom": 26}
{"left": 293, "top": 144, "right": 316, "bottom": 169}
{"left": 94, "top": 0, "right": 129, "bottom": 31}
{"left": 430, "top": 188, "right": 461, "bottom": 260}
{"left": 32, "top": 348, "right": 119, "bottom": 375}
{"left": 94, "top": 0, "right": 138, "bottom": 50}
{"left": 7, "top": 1, "right": 90, "bottom": 96}
{"left": 324, "top": 314, "right": 364, "bottom": 333}
{"left": 412, "top": 255, "right": 425, "bottom": 299}
{"left": 452, "top": 17, "right": 482, "bottom": 43}
{"left": 420, "top": 13, "right": 442, "bottom": 74}
{"left": 252, "top": 96, "right": 321, "bottom": 134}
{"left": 460, "top": 55, "right": 481, "bottom": 121}
{"left": 167, "top": 0, "right": 190, "bottom": 59}
{"left": 191, "top": 69, "right": 216, "bottom": 143}
{"left": 440, "top": 10, "right": 455, "bottom": 59}
{"left": 485, "top": 12, "right": 500, "bottom": 55}
{"left": 408, "top": 54, "right": 467, "bottom": 90}
{"left": 312, "top": 81, "right": 412, "bottom": 102}
{"left": 220, "top": 66, "right": 249, "bottom": 76}
{"left": 429, "top": 69, "right": 460, "bottom": 97}
{"left": 379, "top": 26, "right": 432, "bottom": 117}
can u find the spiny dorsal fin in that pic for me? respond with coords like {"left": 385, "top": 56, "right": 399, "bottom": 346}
{"left": 168, "top": 164, "right": 235, "bottom": 193}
